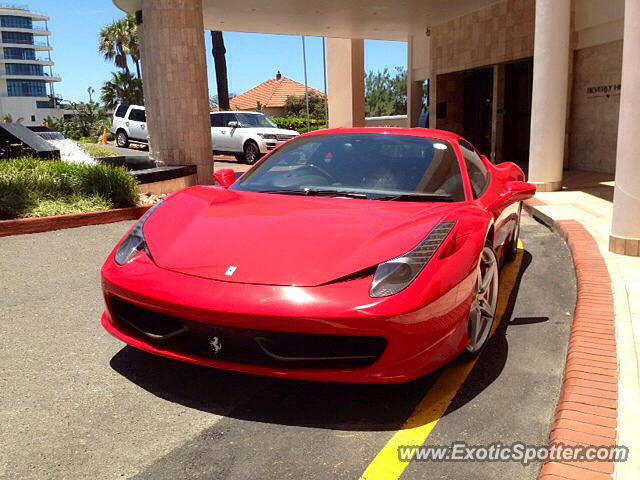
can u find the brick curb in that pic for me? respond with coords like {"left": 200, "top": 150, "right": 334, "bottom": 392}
{"left": 0, "top": 205, "right": 151, "bottom": 237}
{"left": 524, "top": 200, "right": 619, "bottom": 479}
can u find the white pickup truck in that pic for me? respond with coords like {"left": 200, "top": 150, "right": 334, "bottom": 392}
{"left": 210, "top": 111, "right": 299, "bottom": 164}
{"left": 111, "top": 105, "right": 299, "bottom": 164}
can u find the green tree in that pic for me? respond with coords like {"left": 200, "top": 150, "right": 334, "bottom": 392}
{"left": 209, "top": 92, "right": 236, "bottom": 111}
{"left": 124, "top": 15, "right": 141, "bottom": 78}
{"left": 365, "top": 67, "right": 407, "bottom": 116}
{"left": 283, "top": 92, "right": 326, "bottom": 120}
{"left": 101, "top": 71, "right": 143, "bottom": 110}
{"left": 46, "top": 101, "right": 108, "bottom": 140}
{"left": 99, "top": 15, "right": 140, "bottom": 78}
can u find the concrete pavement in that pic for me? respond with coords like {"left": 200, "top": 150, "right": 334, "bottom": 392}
{"left": 0, "top": 214, "right": 576, "bottom": 479}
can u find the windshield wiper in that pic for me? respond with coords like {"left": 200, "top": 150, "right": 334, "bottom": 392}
{"left": 257, "top": 188, "right": 369, "bottom": 199}
{"left": 373, "top": 192, "right": 454, "bottom": 202}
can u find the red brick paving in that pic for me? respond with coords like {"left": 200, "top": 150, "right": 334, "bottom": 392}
{"left": 536, "top": 218, "right": 619, "bottom": 479}
{"left": 0, "top": 205, "right": 151, "bottom": 237}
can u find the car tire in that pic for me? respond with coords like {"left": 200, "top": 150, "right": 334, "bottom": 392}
{"left": 243, "top": 140, "right": 262, "bottom": 165}
{"left": 116, "top": 130, "right": 129, "bottom": 148}
{"left": 234, "top": 153, "right": 246, "bottom": 162}
{"left": 506, "top": 203, "right": 522, "bottom": 262}
{"left": 464, "top": 240, "right": 499, "bottom": 357}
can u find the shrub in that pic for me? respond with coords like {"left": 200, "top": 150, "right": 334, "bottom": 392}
{"left": 79, "top": 143, "right": 119, "bottom": 158}
{"left": 283, "top": 93, "right": 326, "bottom": 120}
{"left": 0, "top": 157, "right": 139, "bottom": 219}
{"left": 45, "top": 101, "right": 110, "bottom": 141}
{"left": 271, "top": 117, "right": 327, "bottom": 132}
{"left": 298, "top": 125, "right": 328, "bottom": 134}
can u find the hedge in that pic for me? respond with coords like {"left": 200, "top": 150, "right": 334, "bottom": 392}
{"left": 272, "top": 117, "right": 327, "bottom": 132}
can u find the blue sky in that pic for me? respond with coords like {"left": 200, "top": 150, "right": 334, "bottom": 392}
{"left": 28, "top": 0, "right": 407, "bottom": 103}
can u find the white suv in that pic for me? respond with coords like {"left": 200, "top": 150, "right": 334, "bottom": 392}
{"left": 112, "top": 104, "right": 147, "bottom": 148}
{"left": 211, "top": 111, "right": 299, "bottom": 164}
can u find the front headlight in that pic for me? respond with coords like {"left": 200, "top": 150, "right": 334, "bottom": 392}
{"left": 115, "top": 200, "right": 165, "bottom": 265}
{"left": 258, "top": 133, "right": 278, "bottom": 140}
{"left": 370, "top": 222, "right": 456, "bottom": 298}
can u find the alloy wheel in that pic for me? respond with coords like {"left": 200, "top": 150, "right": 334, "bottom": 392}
{"left": 245, "top": 143, "right": 258, "bottom": 164}
{"left": 466, "top": 245, "right": 499, "bottom": 354}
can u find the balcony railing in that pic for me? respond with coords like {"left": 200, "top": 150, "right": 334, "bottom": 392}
{"left": 0, "top": 54, "right": 50, "bottom": 61}
{"left": 0, "top": 70, "right": 60, "bottom": 80}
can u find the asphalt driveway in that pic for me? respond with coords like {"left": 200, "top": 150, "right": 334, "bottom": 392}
{"left": 0, "top": 213, "right": 575, "bottom": 479}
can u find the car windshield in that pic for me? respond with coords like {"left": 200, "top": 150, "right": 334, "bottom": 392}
{"left": 232, "top": 134, "right": 466, "bottom": 202}
{"left": 236, "top": 113, "right": 277, "bottom": 128}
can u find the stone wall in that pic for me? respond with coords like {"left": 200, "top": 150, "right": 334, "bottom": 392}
{"left": 431, "top": 0, "right": 534, "bottom": 76}
{"left": 568, "top": 41, "right": 622, "bottom": 173}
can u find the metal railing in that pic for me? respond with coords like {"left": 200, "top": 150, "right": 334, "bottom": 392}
{"left": 0, "top": 54, "right": 50, "bottom": 61}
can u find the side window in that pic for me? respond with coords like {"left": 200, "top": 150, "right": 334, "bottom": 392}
{"left": 128, "top": 108, "right": 146, "bottom": 122}
{"left": 459, "top": 140, "right": 489, "bottom": 198}
{"left": 211, "top": 113, "right": 223, "bottom": 127}
{"left": 222, "top": 113, "right": 236, "bottom": 126}
{"left": 114, "top": 104, "right": 129, "bottom": 118}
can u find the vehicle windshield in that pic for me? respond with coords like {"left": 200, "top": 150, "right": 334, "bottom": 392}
{"left": 236, "top": 113, "right": 277, "bottom": 128}
{"left": 232, "top": 134, "right": 466, "bottom": 201}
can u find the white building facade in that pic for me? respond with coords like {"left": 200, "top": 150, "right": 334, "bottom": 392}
{"left": 0, "top": 6, "right": 62, "bottom": 126}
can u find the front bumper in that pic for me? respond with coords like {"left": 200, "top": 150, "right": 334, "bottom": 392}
{"left": 101, "top": 254, "right": 473, "bottom": 383}
{"left": 258, "top": 138, "right": 296, "bottom": 153}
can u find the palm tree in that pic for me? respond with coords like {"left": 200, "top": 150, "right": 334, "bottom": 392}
{"left": 99, "top": 16, "right": 141, "bottom": 79}
{"left": 101, "top": 71, "right": 143, "bottom": 109}
{"left": 210, "top": 31, "right": 230, "bottom": 110}
{"left": 124, "top": 15, "right": 141, "bottom": 78}
{"left": 87, "top": 86, "right": 95, "bottom": 103}
{"left": 99, "top": 19, "right": 131, "bottom": 74}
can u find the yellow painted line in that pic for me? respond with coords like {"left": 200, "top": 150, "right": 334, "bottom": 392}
{"left": 359, "top": 241, "right": 524, "bottom": 480}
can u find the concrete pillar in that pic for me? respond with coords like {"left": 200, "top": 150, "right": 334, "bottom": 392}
{"left": 138, "top": 0, "right": 212, "bottom": 184}
{"left": 527, "top": 0, "right": 571, "bottom": 192}
{"left": 491, "top": 64, "right": 505, "bottom": 164}
{"left": 407, "top": 36, "right": 425, "bottom": 128}
{"left": 429, "top": 76, "right": 437, "bottom": 129}
{"left": 609, "top": 0, "right": 640, "bottom": 256}
{"left": 327, "top": 38, "right": 365, "bottom": 128}
{"left": 407, "top": 79, "right": 423, "bottom": 128}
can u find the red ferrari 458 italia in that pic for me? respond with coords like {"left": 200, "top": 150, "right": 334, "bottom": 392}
{"left": 101, "top": 128, "right": 535, "bottom": 383}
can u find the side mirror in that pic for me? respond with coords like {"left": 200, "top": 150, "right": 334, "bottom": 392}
{"left": 228, "top": 121, "right": 239, "bottom": 128}
{"left": 491, "top": 180, "right": 536, "bottom": 210}
{"left": 214, "top": 168, "right": 237, "bottom": 188}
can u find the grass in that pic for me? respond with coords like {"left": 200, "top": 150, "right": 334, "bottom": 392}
{"left": 0, "top": 157, "right": 139, "bottom": 220}
{"left": 79, "top": 142, "right": 119, "bottom": 158}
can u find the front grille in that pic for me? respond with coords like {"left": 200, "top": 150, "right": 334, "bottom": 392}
{"left": 109, "top": 298, "right": 386, "bottom": 369}
{"left": 275, "top": 134, "right": 295, "bottom": 141}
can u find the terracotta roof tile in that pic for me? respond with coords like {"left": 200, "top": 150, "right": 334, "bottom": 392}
{"left": 230, "top": 76, "right": 324, "bottom": 111}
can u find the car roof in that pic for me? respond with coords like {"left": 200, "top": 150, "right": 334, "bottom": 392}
{"left": 119, "top": 104, "right": 144, "bottom": 110}
{"left": 300, "top": 127, "right": 464, "bottom": 143}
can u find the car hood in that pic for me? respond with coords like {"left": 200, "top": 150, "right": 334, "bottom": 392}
{"left": 144, "top": 187, "right": 457, "bottom": 287}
